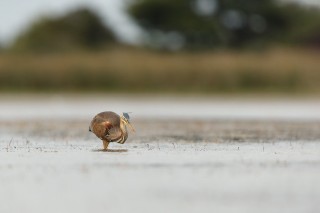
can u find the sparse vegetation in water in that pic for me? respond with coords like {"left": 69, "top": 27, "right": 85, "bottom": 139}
{"left": 0, "top": 48, "right": 319, "bottom": 94}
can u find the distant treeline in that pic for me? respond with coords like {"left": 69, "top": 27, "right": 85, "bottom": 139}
{"left": 6, "top": 0, "right": 320, "bottom": 52}
{"left": 129, "top": 0, "right": 320, "bottom": 50}
{"left": 11, "top": 9, "right": 116, "bottom": 52}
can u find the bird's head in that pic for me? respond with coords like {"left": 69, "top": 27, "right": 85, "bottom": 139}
{"left": 121, "top": 112, "right": 135, "bottom": 132}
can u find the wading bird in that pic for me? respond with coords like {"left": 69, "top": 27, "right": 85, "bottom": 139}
{"left": 89, "top": 111, "right": 134, "bottom": 150}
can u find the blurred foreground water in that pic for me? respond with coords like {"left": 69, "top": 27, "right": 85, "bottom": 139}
{"left": 0, "top": 102, "right": 320, "bottom": 213}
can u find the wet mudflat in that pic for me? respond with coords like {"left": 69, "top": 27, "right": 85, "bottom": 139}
{"left": 0, "top": 117, "right": 320, "bottom": 213}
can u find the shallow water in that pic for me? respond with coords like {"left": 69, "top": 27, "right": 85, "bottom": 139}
{"left": 1, "top": 95, "right": 320, "bottom": 213}
{"left": 1, "top": 94, "right": 320, "bottom": 120}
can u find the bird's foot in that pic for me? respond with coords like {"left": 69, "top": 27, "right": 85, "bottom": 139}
{"left": 103, "top": 140, "right": 110, "bottom": 150}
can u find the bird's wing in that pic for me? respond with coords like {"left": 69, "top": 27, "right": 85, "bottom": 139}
{"left": 105, "top": 127, "right": 122, "bottom": 142}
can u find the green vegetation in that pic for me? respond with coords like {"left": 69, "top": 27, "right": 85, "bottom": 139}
{"left": 11, "top": 8, "right": 117, "bottom": 53}
{"left": 0, "top": 48, "right": 319, "bottom": 93}
{"left": 128, "top": 0, "right": 320, "bottom": 50}
{"left": 281, "top": 4, "right": 320, "bottom": 46}
{"left": 129, "top": 0, "right": 283, "bottom": 49}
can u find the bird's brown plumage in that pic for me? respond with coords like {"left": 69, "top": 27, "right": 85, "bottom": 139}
{"left": 89, "top": 111, "right": 130, "bottom": 150}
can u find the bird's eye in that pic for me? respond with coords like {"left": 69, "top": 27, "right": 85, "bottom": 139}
{"left": 89, "top": 127, "right": 91, "bottom": 132}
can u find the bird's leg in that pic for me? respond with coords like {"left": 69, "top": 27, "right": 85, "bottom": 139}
{"left": 102, "top": 140, "right": 110, "bottom": 150}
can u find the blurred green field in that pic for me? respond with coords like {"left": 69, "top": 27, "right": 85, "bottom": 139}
{"left": 0, "top": 47, "right": 319, "bottom": 94}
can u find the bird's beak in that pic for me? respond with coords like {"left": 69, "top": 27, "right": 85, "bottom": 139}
{"left": 127, "top": 122, "right": 135, "bottom": 133}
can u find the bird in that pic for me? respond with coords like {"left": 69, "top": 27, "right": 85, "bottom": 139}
{"left": 89, "top": 111, "right": 134, "bottom": 150}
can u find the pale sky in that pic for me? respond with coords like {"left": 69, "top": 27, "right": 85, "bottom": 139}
{"left": 0, "top": 0, "right": 319, "bottom": 46}
{"left": 0, "top": 0, "right": 143, "bottom": 46}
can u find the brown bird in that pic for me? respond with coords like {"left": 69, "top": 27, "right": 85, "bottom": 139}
{"left": 89, "top": 111, "right": 134, "bottom": 150}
